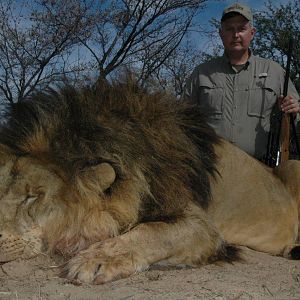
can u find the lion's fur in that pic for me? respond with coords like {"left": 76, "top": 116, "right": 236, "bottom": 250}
{"left": 1, "top": 81, "right": 218, "bottom": 214}
{"left": 209, "top": 141, "right": 299, "bottom": 256}
{"left": 0, "top": 80, "right": 299, "bottom": 283}
{"left": 0, "top": 81, "right": 229, "bottom": 262}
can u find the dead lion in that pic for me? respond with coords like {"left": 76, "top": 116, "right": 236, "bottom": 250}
{"left": 0, "top": 81, "right": 299, "bottom": 284}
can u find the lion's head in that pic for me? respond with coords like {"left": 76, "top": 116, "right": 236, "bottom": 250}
{"left": 0, "top": 148, "right": 137, "bottom": 261}
{"left": 0, "top": 81, "right": 219, "bottom": 263}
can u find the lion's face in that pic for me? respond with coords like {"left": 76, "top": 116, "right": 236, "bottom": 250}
{"left": 0, "top": 156, "right": 65, "bottom": 229}
{"left": 0, "top": 154, "right": 67, "bottom": 262}
{"left": 0, "top": 151, "right": 120, "bottom": 262}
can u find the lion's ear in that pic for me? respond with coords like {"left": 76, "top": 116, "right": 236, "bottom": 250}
{"left": 76, "top": 162, "right": 116, "bottom": 194}
{"left": 92, "top": 162, "right": 116, "bottom": 191}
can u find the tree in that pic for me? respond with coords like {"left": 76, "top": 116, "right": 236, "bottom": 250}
{"left": 0, "top": 0, "right": 91, "bottom": 104}
{"left": 148, "top": 41, "right": 204, "bottom": 97}
{"left": 70, "top": 0, "right": 207, "bottom": 83}
{"left": 253, "top": 0, "right": 300, "bottom": 82}
{"left": 0, "top": 0, "right": 209, "bottom": 106}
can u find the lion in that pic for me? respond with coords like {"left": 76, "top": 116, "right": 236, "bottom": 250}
{"left": 0, "top": 81, "right": 299, "bottom": 284}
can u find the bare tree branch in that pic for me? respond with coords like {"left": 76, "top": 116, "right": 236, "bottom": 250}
{"left": 0, "top": 0, "right": 92, "bottom": 104}
{"left": 68, "top": 0, "right": 207, "bottom": 80}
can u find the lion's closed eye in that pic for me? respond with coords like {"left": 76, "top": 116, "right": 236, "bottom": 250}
{"left": 23, "top": 195, "right": 39, "bottom": 205}
{"left": 23, "top": 184, "right": 45, "bottom": 205}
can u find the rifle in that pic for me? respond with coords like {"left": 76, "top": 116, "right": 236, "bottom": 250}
{"left": 264, "top": 38, "right": 300, "bottom": 167}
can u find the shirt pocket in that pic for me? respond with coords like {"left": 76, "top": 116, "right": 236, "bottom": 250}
{"left": 247, "top": 80, "right": 277, "bottom": 118}
{"left": 199, "top": 77, "right": 224, "bottom": 119}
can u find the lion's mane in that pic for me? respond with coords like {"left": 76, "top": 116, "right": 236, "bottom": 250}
{"left": 0, "top": 81, "right": 219, "bottom": 224}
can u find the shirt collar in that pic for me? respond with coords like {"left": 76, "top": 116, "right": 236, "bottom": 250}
{"left": 222, "top": 49, "right": 252, "bottom": 70}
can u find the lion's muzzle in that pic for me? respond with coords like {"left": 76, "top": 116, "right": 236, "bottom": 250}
{"left": 0, "top": 228, "right": 43, "bottom": 263}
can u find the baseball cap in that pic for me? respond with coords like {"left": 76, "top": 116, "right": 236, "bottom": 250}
{"left": 221, "top": 3, "right": 253, "bottom": 22}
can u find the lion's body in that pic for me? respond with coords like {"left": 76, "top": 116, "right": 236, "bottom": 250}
{"left": 0, "top": 82, "right": 299, "bottom": 283}
{"left": 209, "top": 141, "right": 299, "bottom": 256}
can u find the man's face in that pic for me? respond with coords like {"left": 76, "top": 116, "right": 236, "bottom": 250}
{"left": 219, "top": 15, "right": 256, "bottom": 55}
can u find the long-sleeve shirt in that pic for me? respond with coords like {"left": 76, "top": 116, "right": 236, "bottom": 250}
{"left": 185, "top": 53, "right": 300, "bottom": 159}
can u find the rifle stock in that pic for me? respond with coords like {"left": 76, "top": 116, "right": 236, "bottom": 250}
{"left": 278, "top": 38, "right": 293, "bottom": 164}
{"left": 279, "top": 113, "right": 290, "bottom": 163}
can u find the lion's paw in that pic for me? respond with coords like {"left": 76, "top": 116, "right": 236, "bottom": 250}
{"left": 62, "top": 242, "right": 145, "bottom": 284}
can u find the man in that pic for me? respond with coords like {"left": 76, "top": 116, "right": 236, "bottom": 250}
{"left": 185, "top": 3, "right": 300, "bottom": 160}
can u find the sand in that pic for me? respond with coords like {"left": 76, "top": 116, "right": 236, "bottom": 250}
{"left": 0, "top": 247, "right": 299, "bottom": 300}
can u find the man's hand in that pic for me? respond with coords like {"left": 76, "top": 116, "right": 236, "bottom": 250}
{"left": 280, "top": 95, "right": 300, "bottom": 115}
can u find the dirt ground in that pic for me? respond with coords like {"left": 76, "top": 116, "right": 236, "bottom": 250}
{"left": 0, "top": 247, "right": 300, "bottom": 300}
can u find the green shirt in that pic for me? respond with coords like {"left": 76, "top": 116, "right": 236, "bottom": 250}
{"left": 185, "top": 54, "right": 300, "bottom": 159}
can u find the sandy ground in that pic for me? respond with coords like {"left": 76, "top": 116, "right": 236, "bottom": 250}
{"left": 0, "top": 247, "right": 300, "bottom": 300}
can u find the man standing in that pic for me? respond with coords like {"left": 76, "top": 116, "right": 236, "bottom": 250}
{"left": 185, "top": 3, "right": 300, "bottom": 160}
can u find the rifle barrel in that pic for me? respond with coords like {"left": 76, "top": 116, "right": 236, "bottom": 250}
{"left": 265, "top": 37, "right": 294, "bottom": 167}
{"left": 283, "top": 38, "right": 293, "bottom": 97}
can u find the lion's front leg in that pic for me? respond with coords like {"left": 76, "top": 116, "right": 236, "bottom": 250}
{"left": 62, "top": 206, "right": 225, "bottom": 284}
